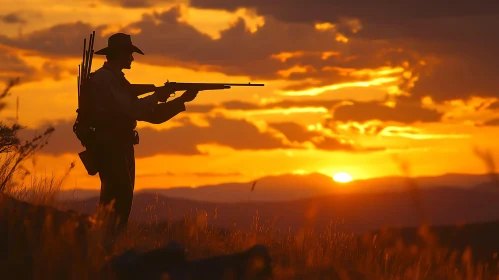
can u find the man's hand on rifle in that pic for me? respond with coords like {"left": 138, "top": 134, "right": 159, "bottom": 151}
{"left": 153, "top": 87, "right": 176, "bottom": 102}
{"left": 178, "top": 90, "right": 199, "bottom": 103}
{"left": 153, "top": 87, "right": 198, "bottom": 103}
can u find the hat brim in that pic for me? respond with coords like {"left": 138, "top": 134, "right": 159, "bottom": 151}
{"left": 94, "top": 45, "right": 144, "bottom": 55}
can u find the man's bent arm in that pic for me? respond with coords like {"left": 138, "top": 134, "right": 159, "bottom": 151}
{"left": 95, "top": 76, "right": 158, "bottom": 121}
{"left": 140, "top": 98, "right": 186, "bottom": 124}
{"left": 129, "top": 84, "right": 156, "bottom": 97}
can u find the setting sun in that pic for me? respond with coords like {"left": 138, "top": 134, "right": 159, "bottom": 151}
{"left": 332, "top": 172, "right": 353, "bottom": 183}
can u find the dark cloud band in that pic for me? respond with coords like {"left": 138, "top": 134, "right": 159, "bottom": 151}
{"left": 19, "top": 114, "right": 380, "bottom": 158}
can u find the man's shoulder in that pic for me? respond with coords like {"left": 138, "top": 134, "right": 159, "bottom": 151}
{"left": 90, "top": 67, "right": 115, "bottom": 83}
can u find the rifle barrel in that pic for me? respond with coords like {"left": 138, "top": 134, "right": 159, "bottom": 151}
{"left": 83, "top": 47, "right": 90, "bottom": 81}
{"left": 87, "top": 31, "right": 95, "bottom": 78}
{"left": 77, "top": 65, "right": 80, "bottom": 98}
{"left": 221, "top": 83, "right": 264, "bottom": 86}
{"left": 81, "top": 38, "right": 86, "bottom": 83}
{"left": 166, "top": 82, "right": 264, "bottom": 86}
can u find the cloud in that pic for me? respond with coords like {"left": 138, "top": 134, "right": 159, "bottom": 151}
{"left": 268, "top": 122, "right": 320, "bottom": 143}
{"left": 266, "top": 122, "right": 366, "bottom": 151}
{"left": 0, "top": 7, "right": 412, "bottom": 95}
{"left": 2, "top": 3, "right": 494, "bottom": 114}
{"left": 330, "top": 100, "right": 443, "bottom": 124}
{"left": 18, "top": 113, "right": 376, "bottom": 158}
{"left": 363, "top": 15, "right": 499, "bottom": 103}
{"left": 99, "top": 0, "right": 499, "bottom": 23}
{"left": 188, "top": 0, "right": 499, "bottom": 24}
{"left": 377, "top": 126, "right": 470, "bottom": 140}
{"left": 0, "top": 49, "right": 78, "bottom": 86}
{"left": 268, "top": 121, "right": 384, "bottom": 151}
{"left": 98, "top": 0, "right": 158, "bottom": 8}
{"left": 482, "top": 118, "right": 499, "bottom": 126}
{"left": 330, "top": 121, "right": 386, "bottom": 136}
{"left": 0, "top": 50, "right": 37, "bottom": 84}
{"left": 313, "top": 136, "right": 383, "bottom": 152}
{"left": 487, "top": 101, "right": 499, "bottom": 111}
{"left": 187, "top": 1, "right": 499, "bottom": 102}
{"left": 330, "top": 121, "right": 470, "bottom": 141}
{"left": 1, "top": 12, "right": 27, "bottom": 24}
{"left": 320, "top": 98, "right": 465, "bottom": 140}
{"left": 123, "top": 8, "right": 361, "bottom": 81}
{"left": 41, "top": 61, "right": 78, "bottom": 81}
{"left": 1, "top": 4, "right": 496, "bottom": 102}
{"left": 0, "top": 21, "right": 108, "bottom": 57}
{"left": 187, "top": 99, "right": 341, "bottom": 113}
{"left": 136, "top": 114, "right": 294, "bottom": 156}
{"left": 96, "top": 0, "right": 182, "bottom": 8}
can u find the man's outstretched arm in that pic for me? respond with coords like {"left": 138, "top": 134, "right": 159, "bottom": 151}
{"left": 140, "top": 98, "right": 186, "bottom": 124}
{"left": 140, "top": 90, "right": 198, "bottom": 124}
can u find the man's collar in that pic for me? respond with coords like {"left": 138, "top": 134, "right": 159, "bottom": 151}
{"left": 103, "top": 61, "right": 125, "bottom": 77}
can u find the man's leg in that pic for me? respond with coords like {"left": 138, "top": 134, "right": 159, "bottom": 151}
{"left": 114, "top": 144, "right": 135, "bottom": 233}
{"left": 98, "top": 143, "right": 135, "bottom": 236}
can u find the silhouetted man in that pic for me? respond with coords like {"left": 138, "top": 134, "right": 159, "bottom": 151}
{"left": 86, "top": 33, "right": 198, "bottom": 236}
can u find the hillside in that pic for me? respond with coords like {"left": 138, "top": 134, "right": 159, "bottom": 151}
{"left": 58, "top": 172, "right": 499, "bottom": 203}
{"left": 66, "top": 187, "right": 499, "bottom": 234}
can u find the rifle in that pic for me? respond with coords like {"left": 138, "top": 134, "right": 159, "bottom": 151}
{"left": 74, "top": 31, "right": 98, "bottom": 175}
{"left": 130, "top": 81, "right": 264, "bottom": 98}
{"left": 77, "top": 31, "right": 95, "bottom": 110}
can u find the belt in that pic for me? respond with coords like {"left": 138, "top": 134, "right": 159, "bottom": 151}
{"left": 95, "top": 129, "right": 139, "bottom": 145}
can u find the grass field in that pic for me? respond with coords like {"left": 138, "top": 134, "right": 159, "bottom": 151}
{"left": 2, "top": 169, "right": 499, "bottom": 279}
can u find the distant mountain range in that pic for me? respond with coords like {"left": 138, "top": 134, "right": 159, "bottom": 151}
{"left": 58, "top": 172, "right": 499, "bottom": 203}
{"left": 64, "top": 186, "right": 499, "bottom": 235}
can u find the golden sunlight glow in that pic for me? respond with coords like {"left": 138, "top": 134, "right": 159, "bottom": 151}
{"left": 335, "top": 33, "right": 349, "bottom": 43}
{"left": 270, "top": 51, "right": 305, "bottom": 62}
{"left": 386, "top": 85, "right": 404, "bottom": 96}
{"left": 440, "top": 97, "right": 499, "bottom": 123}
{"left": 421, "top": 96, "right": 435, "bottom": 106}
{"left": 334, "top": 121, "right": 384, "bottom": 135}
{"left": 383, "top": 101, "right": 397, "bottom": 108}
{"left": 350, "top": 67, "right": 405, "bottom": 78}
{"left": 178, "top": 6, "right": 265, "bottom": 39}
{"left": 271, "top": 51, "right": 340, "bottom": 62}
{"left": 127, "top": 27, "right": 142, "bottom": 35}
{"left": 321, "top": 51, "right": 340, "bottom": 60}
{"left": 332, "top": 172, "right": 353, "bottom": 183}
{"left": 314, "top": 22, "right": 336, "bottom": 31}
{"left": 379, "top": 126, "right": 470, "bottom": 139}
{"left": 101, "top": 24, "right": 127, "bottom": 37}
{"left": 278, "top": 77, "right": 398, "bottom": 96}
{"left": 242, "top": 107, "right": 328, "bottom": 116}
{"left": 307, "top": 123, "right": 323, "bottom": 131}
{"left": 277, "top": 65, "right": 315, "bottom": 78}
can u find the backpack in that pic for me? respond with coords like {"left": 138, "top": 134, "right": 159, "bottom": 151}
{"left": 73, "top": 72, "right": 96, "bottom": 148}
{"left": 74, "top": 32, "right": 98, "bottom": 175}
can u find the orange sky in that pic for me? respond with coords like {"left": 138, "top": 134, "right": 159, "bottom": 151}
{"left": 1, "top": 0, "right": 499, "bottom": 190}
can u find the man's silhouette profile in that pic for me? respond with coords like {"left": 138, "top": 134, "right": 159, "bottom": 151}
{"left": 84, "top": 33, "right": 198, "bottom": 236}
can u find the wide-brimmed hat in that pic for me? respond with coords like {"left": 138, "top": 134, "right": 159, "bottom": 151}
{"left": 94, "top": 33, "right": 144, "bottom": 55}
